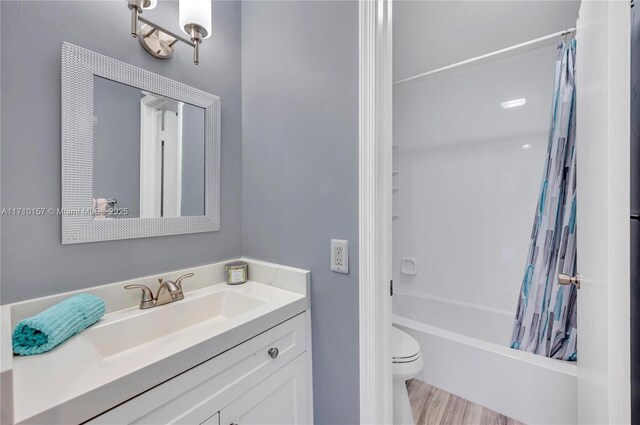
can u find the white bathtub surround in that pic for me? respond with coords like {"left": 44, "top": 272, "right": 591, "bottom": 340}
{"left": 0, "top": 258, "right": 311, "bottom": 425}
{"left": 392, "top": 43, "right": 557, "bottom": 313}
{"left": 393, "top": 288, "right": 514, "bottom": 345}
{"left": 394, "top": 311, "right": 577, "bottom": 425}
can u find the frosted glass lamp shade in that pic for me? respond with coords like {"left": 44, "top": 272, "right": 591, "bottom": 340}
{"left": 179, "top": 0, "right": 212, "bottom": 39}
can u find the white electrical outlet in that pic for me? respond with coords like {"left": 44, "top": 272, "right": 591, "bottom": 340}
{"left": 331, "top": 239, "right": 349, "bottom": 274}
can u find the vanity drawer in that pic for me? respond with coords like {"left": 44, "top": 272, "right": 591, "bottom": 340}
{"left": 88, "top": 313, "right": 307, "bottom": 425}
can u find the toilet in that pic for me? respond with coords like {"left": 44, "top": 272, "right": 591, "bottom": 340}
{"left": 392, "top": 326, "right": 423, "bottom": 425}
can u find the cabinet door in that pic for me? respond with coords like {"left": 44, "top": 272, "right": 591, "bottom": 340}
{"left": 219, "top": 355, "right": 308, "bottom": 425}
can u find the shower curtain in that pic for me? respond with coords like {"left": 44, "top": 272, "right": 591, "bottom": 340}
{"left": 511, "top": 39, "right": 577, "bottom": 361}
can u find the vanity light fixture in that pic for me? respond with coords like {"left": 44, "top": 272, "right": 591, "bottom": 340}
{"left": 127, "top": 0, "right": 212, "bottom": 65}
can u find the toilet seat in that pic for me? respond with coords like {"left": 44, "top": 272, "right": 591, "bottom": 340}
{"left": 391, "top": 327, "right": 421, "bottom": 364}
{"left": 393, "top": 352, "right": 421, "bottom": 364}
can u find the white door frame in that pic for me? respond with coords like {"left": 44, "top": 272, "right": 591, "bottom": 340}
{"left": 359, "top": 0, "right": 393, "bottom": 424}
{"left": 140, "top": 95, "right": 184, "bottom": 218}
{"left": 140, "top": 97, "right": 162, "bottom": 218}
{"left": 575, "top": 1, "right": 631, "bottom": 423}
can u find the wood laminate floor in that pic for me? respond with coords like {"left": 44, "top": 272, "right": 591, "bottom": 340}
{"left": 407, "top": 379, "right": 525, "bottom": 425}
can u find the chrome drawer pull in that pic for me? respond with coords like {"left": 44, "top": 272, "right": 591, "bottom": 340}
{"left": 268, "top": 347, "right": 279, "bottom": 359}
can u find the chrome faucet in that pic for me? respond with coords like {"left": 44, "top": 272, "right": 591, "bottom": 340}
{"left": 125, "top": 273, "right": 194, "bottom": 309}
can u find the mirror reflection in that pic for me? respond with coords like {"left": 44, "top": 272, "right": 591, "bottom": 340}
{"left": 92, "top": 76, "right": 206, "bottom": 219}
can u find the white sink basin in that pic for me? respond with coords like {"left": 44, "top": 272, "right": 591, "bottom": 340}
{"left": 84, "top": 289, "right": 265, "bottom": 357}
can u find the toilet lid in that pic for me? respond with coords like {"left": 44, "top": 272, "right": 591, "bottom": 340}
{"left": 391, "top": 327, "right": 421, "bottom": 362}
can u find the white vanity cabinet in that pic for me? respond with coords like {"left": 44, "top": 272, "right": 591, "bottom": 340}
{"left": 88, "top": 313, "right": 311, "bottom": 425}
{"left": 219, "top": 355, "right": 307, "bottom": 425}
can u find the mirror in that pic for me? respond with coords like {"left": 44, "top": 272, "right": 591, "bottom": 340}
{"left": 93, "top": 76, "right": 206, "bottom": 219}
{"left": 62, "top": 42, "right": 220, "bottom": 244}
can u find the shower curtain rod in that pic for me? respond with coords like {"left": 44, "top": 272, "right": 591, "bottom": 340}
{"left": 393, "top": 27, "right": 576, "bottom": 86}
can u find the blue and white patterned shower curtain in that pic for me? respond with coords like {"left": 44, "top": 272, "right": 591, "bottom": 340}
{"left": 511, "top": 39, "right": 577, "bottom": 361}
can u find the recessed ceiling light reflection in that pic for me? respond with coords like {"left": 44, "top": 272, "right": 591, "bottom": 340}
{"left": 501, "top": 98, "right": 526, "bottom": 109}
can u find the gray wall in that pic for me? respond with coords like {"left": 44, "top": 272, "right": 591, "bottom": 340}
{"left": 241, "top": 2, "right": 359, "bottom": 424}
{"left": 93, "top": 76, "right": 142, "bottom": 218}
{"left": 1, "top": 0, "right": 242, "bottom": 303}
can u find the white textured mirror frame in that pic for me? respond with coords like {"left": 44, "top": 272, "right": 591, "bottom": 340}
{"left": 61, "top": 42, "right": 220, "bottom": 244}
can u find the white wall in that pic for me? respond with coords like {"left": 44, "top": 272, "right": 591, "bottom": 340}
{"left": 392, "top": 1, "right": 580, "bottom": 319}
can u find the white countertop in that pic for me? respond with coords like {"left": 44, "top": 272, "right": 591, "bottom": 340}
{"left": 2, "top": 259, "right": 310, "bottom": 424}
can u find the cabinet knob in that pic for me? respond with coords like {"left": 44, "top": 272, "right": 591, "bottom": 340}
{"left": 268, "top": 347, "right": 279, "bottom": 359}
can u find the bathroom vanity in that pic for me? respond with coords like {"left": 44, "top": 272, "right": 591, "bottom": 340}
{"left": 0, "top": 259, "right": 312, "bottom": 425}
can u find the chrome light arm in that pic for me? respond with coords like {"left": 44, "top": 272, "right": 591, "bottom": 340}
{"left": 127, "top": 1, "right": 203, "bottom": 65}
{"left": 127, "top": 0, "right": 144, "bottom": 37}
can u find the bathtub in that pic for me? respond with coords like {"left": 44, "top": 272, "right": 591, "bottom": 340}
{"left": 393, "top": 289, "right": 577, "bottom": 425}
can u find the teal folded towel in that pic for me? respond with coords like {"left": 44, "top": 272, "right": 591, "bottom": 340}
{"left": 12, "top": 294, "right": 105, "bottom": 356}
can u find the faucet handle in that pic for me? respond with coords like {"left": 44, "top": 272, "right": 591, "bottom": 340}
{"left": 125, "top": 284, "right": 155, "bottom": 309}
{"left": 174, "top": 273, "right": 195, "bottom": 290}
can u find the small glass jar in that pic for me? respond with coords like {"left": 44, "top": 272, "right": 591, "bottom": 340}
{"left": 225, "top": 261, "right": 248, "bottom": 285}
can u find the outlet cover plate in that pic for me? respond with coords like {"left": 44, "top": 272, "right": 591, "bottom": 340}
{"left": 331, "top": 239, "right": 349, "bottom": 274}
